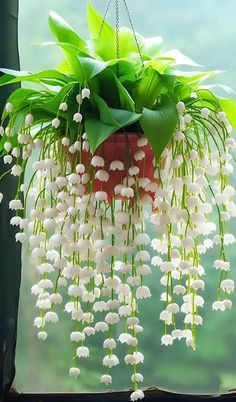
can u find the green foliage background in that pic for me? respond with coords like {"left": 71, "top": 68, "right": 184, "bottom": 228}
{"left": 15, "top": 0, "right": 236, "bottom": 394}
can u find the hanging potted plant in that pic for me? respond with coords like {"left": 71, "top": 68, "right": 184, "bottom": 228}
{"left": 1, "top": 2, "right": 236, "bottom": 400}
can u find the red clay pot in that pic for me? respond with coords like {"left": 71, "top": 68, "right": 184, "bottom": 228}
{"left": 84, "top": 133, "right": 156, "bottom": 202}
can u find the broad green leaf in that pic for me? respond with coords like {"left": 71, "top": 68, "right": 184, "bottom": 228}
{"left": 142, "top": 36, "right": 163, "bottom": 59}
{"left": 174, "top": 70, "right": 220, "bottom": 85}
{"left": 78, "top": 57, "right": 112, "bottom": 81}
{"left": 119, "top": 27, "right": 144, "bottom": 59}
{"left": 42, "top": 83, "right": 77, "bottom": 114}
{"left": 0, "top": 69, "right": 70, "bottom": 86}
{"left": 87, "top": 3, "right": 116, "bottom": 60}
{"left": 49, "top": 11, "right": 87, "bottom": 52}
{"left": 218, "top": 98, "right": 236, "bottom": 130}
{"left": 94, "top": 94, "right": 141, "bottom": 128}
{"left": 164, "top": 49, "right": 202, "bottom": 67}
{"left": 54, "top": 43, "right": 84, "bottom": 80}
{"left": 135, "top": 68, "right": 175, "bottom": 110}
{"left": 85, "top": 118, "right": 118, "bottom": 152}
{"left": 114, "top": 76, "right": 135, "bottom": 112}
{"left": 140, "top": 95, "right": 179, "bottom": 162}
{"left": 146, "top": 58, "right": 176, "bottom": 73}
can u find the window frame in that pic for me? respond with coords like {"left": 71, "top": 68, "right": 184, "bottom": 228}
{"left": 1, "top": 2, "right": 236, "bottom": 402}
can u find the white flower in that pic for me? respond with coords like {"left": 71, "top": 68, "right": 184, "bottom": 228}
{"left": 4, "top": 141, "right": 12, "bottom": 152}
{"left": 137, "top": 137, "right": 148, "bottom": 147}
{"left": 213, "top": 260, "right": 230, "bottom": 271}
{"left": 134, "top": 151, "right": 145, "bottom": 161}
{"left": 176, "top": 101, "right": 185, "bottom": 113}
{"left": 59, "top": 102, "right": 68, "bottom": 112}
{"left": 129, "top": 166, "right": 139, "bottom": 176}
{"left": 49, "top": 293, "right": 62, "bottom": 305}
{"left": 136, "top": 286, "right": 151, "bottom": 300}
{"left": 73, "top": 112, "right": 83, "bottom": 123}
{"left": 25, "top": 113, "right": 34, "bottom": 127}
{"left": 0, "top": 126, "right": 4, "bottom": 136}
{"left": 161, "top": 334, "right": 173, "bottom": 346}
{"left": 217, "top": 111, "right": 227, "bottom": 122}
{"left": 101, "top": 375, "right": 112, "bottom": 386}
{"left": 9, "top": 199, "right": 23, "bottom": 210}
{"left": 212, "top": 301, "right": 225, "bottom": 311}
{"left": 95, "top": 170, "right": 109, "bottom": 182}
{"left": 95, "top": 191, "right": 107, "bottom": 202}
{"left": 130, "top": 390, "right": 145, "bottom": 401}
{"left": 160, "top": 262, "right": 175, "bottom": 273}
{"left": 103, "top": 338, "right": 116, "bottom": 349}
{"left": 221, "top": 279, "right": 234, "bottom": 294}
{"left": 5, "top": 102, "right": 13, "bottom": 113}
{"left": 93, "top": 301, "right": 108, "bottom": 312}
{"left": 37, "top": 331, "right": 48, "bottom": 341}
{"left": 76, "top": 346, "right": 89, "bottom": 358}
{"left": 62, "top": 137, "right": 70, "bottom": 147}
{"left": 76, "top": 94, "right": 82, "bottom": 104}
{"left": 37, "top": 263, "right": 54, "bottom": 274}
{"left": 186, "top": 337, "right": 195, "bottom": 348}
{"left": 191, "top": 280, "right": 205, "bottom": 291}
{"left": 82, "top": 88, "right": 90, "bottom": 99}
{"left": 4, "top": 155, "right": 13, "bottom": 164}
{"left": 45, "top": 312, "right": 58, "bottom": 323}
{"left": 34, "top": 317, "right": 44, "bottom": 328}
{"left": 52, "top": 118, "right": 60, "bottom": 128}
{"left": 91, "top": 156, "right": 105, "bottom": 167}
{"left": 70, "top": 332, "right": 85, "bottom": 342}
{"left": 95, "top": 322, "right": 109, "bottom": 333}
{"left": 201, "top": 107, "right": 210, "bottom": 118}
{"left": 131, "top": 373, "right": 144, "bottom": 383}
{"left": 83, "top": 327, "right": 95, "bottom": 336}
{"left": 184, "top": 114, "right": 192, "bottom": 124}
{"left": 223, "top": 299, "right": 232, "bottom": 310}
{"left": 105, "top": 312, "right": 120, "bottom": 325}
{"left": 103, "top": 354, "right": 119, "bottom": 368}
{"left": 119, "top": 305, "right": 132, "bottom": 317}
{"left": 69, "top": 368, "right": 80, "bottom": 378}
{"left": 135, "top": 233, "right": 150, "bottom": 245}
{"left": 166, "top": 303, "right": 179, "bottom": 314}
{"left": 110, "top": 160, "right": 124, "bottom": 171}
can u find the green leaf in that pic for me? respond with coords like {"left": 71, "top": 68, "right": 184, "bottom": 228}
{"left": 48, "top": 11, "right": 87, "bottom": 52}
{"left": 94, "top": 94, "right": 141, "bottom": 128}
{"left": 86, "top": 95, "right": 141, "bottom": 152}
{"left": 140, "top": 95, "right": 179, "bottom": 162}
{"left": 41, "top": 83, "right": 77, "bottom": 114}
{"left": 87, "top": 2, "right": 116, "bottom": 60}
{"left": 118, "top": 27, "right": 144, "bottom": 59}
{"left": 78, "top": 57, "right": 112, "bottom": 81}
{"left": 85, "top": 118, "right": 117, "bottom": 152}
{"left": 142, "top": 36, "right": 163, "bottom": 59}
{"left": 0, "top": 69, "right": 70, "bottom": 86}
{"left": 164, "top": 49, "right": 202, "bottom": 67}
{"left": 114, "top": 76, "right": 135, "bottom": 112}
{"left": 135, "top": 68, "right": 175, "bottom": 110}
{"left": 218, "top": 98, "right": 236, "bottom": 130}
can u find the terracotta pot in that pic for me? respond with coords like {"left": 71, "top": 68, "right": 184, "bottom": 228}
{"left": 83, "top": 132, "right": 156, "bottom": 202}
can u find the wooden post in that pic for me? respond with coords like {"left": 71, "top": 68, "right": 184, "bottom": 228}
{"left": 0, "top": 1, "right": 21, "bottom": 399}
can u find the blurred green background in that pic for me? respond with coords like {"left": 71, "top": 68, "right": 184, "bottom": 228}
{"left": 16, "top": 0, "right": 236, "bottom": 394}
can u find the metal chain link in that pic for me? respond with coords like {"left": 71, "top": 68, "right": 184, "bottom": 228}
{"left": 98, "top": 0, "right": 113, "bottom": 39}
{"left": 123, "top": 0, "right": 144, "bottom": 65}
{"left": 98, "top": 0, "right": 143, "bottom": 68}
{"left": 115, "top": 0, "right": 120, "bottom": 60}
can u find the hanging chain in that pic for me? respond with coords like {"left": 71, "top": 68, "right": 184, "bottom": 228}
{"left": 98, "top": 0, "right": 143, "bottom": 67}
{"left": 98, "top": 0, "right": 113, "bottom": 39}
{"left": 123, "top": 0, "right": 144, "bottom": 65}
{"left": 115, "top": 0, "right": 120, "bottom": 60}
